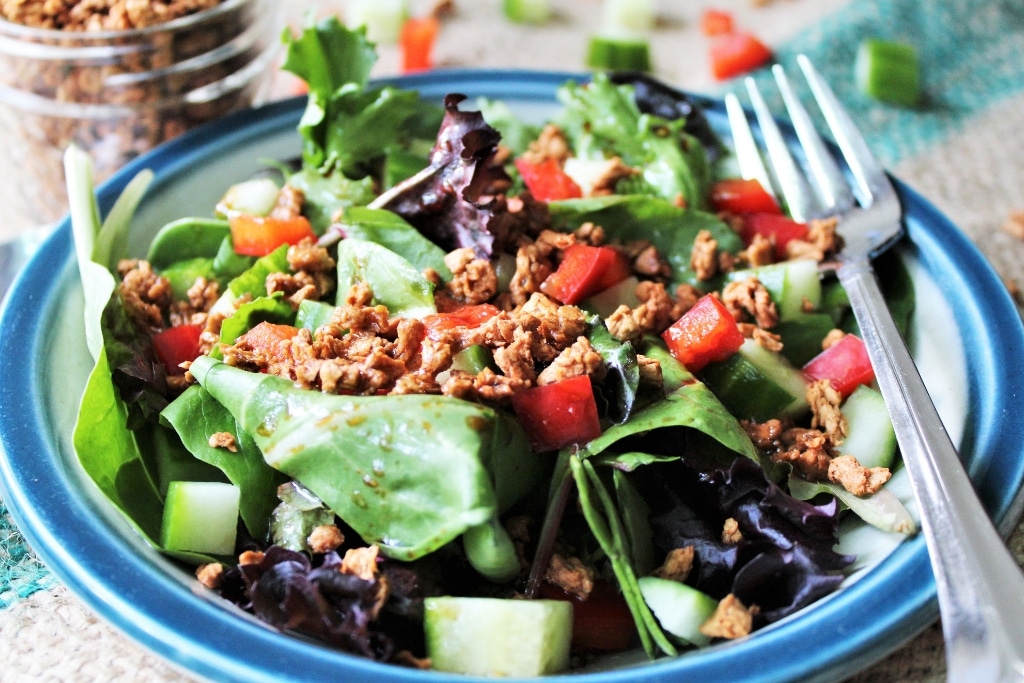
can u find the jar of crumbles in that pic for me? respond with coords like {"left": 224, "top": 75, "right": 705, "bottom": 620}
{"left": 0, "top": 0, "right": 283, "bottom": 240}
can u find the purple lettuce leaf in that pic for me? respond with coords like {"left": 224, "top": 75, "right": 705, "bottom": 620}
{"left": 374, "top": 94, "right": 512, "bottom": 258}
{"left": 645, "top": 457, "right": 853, "bottom": 627}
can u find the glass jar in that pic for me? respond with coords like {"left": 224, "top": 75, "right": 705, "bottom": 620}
{"left": 0, "top": 0, "right": 283, "bottom": 239}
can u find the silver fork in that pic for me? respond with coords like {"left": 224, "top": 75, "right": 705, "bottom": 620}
{"left": 726, "top": 55, "right": 1024, "bottom": 682}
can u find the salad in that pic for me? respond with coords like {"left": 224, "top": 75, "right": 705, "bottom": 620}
{"left": 67, "top": 17, "right": 917, "bottom": 677}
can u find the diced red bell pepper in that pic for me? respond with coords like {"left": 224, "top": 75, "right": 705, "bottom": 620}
{"left": 514, "top": 157, "right": 583, "bottom": 203}
{"left": 661, "top": 294, "right": 744, "bottom": 372}
{"left": 152, "top": 324, "right": 203, "bottom": 375}
{"left": 540, "top": 243, "right": 632, "bottom": 305}
{"left": 510, "top": 375, "right": 602, "bottom": 452}
{"left": 700, "top": 8, "right": 735, "bottom": 37}
{"left": 423, "top": 304, "right": 500, "bottom": 337}
{"left": 710, "top": 178, "right": 781, "bottom": 215}
{"left": 710, "top": 31, "right": 773, "bottom": 80}
{"left": 802, "top": 333, "right": 875, "bottom": 397}
{"left": 234, "top": 322, "right": 301, "bottom": 365}
{"left": 738, "top": 212, "right": 810, "bottom": 260}
{"left": 229, "top": 214, "right": 316, "bottom": 257}
{"left": 400, "top": 16, "right": 439, "bottom": 73}
{"left": 538, "top": 580, "right": 635, "bottom": 651}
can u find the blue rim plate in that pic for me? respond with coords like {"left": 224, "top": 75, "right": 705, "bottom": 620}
{"left": 2, "top": 70, "right": 1024, "bottom": 683}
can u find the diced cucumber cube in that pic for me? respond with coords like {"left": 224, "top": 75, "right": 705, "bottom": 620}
{"left": 602, "top": 0, "right": 655, "bottom": 32}
{"left": 503, "top": 0, "right": 551, "bottom": 24}
{"left": 856, "top": 39, "right": 920, "bottom": 107}
{"left": 700, "top": 339, "right": 809, "bottom": 421}
{"left": 424, "top": 597, "right": 573, "bottom": 676}
{"left": 584, "top": 275, "right": 641, "bottom": 318}
{"left": 587, "top": 34, "right": 653, "bottom": 73}
{"left": 638, "top": 576, "right": 718, "bottom": 647}
{"left": 839, "top": 385, "right": 897, "bottom": 469}
{"left": 346, "top": 0, "right": 409, "bottom": 44}
{"left": 727, "top": 259, "right": 822, "bottom": 322}
{"left": 218, "top": 178, "right": 280, "bottom": 217}
{"left": 160, "top": 481, "right": 240, "bottom": 556}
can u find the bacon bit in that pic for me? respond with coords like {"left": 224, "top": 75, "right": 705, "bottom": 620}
{"left": 208, "top": 431, "right": 238, "bottom": 453}
{"left": 722, "top": 518, "right": 743, "bottom": 544}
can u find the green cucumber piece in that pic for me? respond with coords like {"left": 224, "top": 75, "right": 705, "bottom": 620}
{"left": 217, "top": 177, "right": 281, "bottom": 217}
{"left": 503, "top": 0, "right": 551, "bottom": 24}
{"left": 839, "top": 385, "right": 896, "bottom": 469}
{"left": 346, "top": 0, "right": 409, "bottom": 44}
{"left": 160, "top": 481, "right": 240, "bottom": 555}
{"left": 727, "top": 259, "right": 822, "bottom": 322}
{"left": 424, "top": 597, "right": 573, "bottom": 676}
{"left": 583, "top": 275, "right": 641, "bottom": 318}
{"left": 638, "top": 576, "right": 717, "bottom": 647}
{"left": 602, "top": 0, "right": 655, "bottom": 32}
{"left": 855, "top": 39, "right": 920, "bottom": 107}
{"left": 699, "top": 339, "right": 808, "bottom": 421}
{"left": 451, "top": 344, "right": 495, "bottom": 375}
{"left": 587, "top": 34, "right": 652, "bottom": 72}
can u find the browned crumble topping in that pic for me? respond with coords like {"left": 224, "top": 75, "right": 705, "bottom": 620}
{"left": 307, "top": 524, "right": 345, "bottom": 554}
{"left": 722, "top": 517, "right": 743, "bottom": 544}
{"left": 690, "top": 229, "right": 721, "bottom": 281}
{"left": 545, "top": 553, "right": 595, "bottom": 600}
{"left": 828, "top": 454, "right": 891, "bottom": 496}
{"left": 1003, "top": 209, "right": 1024, "bottom": 240}
{"left": 340, "top": 545, "right": 380, "bottom": 582}
{"left": 700, "top": 594, "right": 759, "bottom": 639}
{"left": 207, "top": 431, "right": 238, "bottom": 453}
{"left": 722, "top": 277, "right": 779, "bottom": 329}
{"left": 807, "top": 379, "right": 847, "bottom": 442}
{"left": 821, "top": 328, "right": 847, "bottom": 350}
{"left": 195, "top": 562, "right": 224, "bottom": 589}
{"left": 651, "top": 546, "right": 695, "bottom": 582}
{"left": 2, "top": 0, "right": 222, "bottom": 31}
{"left": 238, "top": 549, "right": 264, "bottom": 566}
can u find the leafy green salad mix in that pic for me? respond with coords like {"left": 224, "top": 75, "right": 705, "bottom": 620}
{"left": 66, "top": 16, "right": 917, "bottom": 676}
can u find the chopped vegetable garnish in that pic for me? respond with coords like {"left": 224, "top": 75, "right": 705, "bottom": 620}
{"left": 661, "top": 294, "right": 745, "bottom": 372}
{"left": 346, "top": 0, "right": 409, "bottom": 44}
{"left": 855, "top": 38, "right": 921, "bottom": 107}
{"left": 803, "top": 333, "right": 876, "bottom": 397}
{"left": 400, "top": 15, "right": 439, "bottom": 72}
{"left": 710, "top": 178, "right": 781, "bottom": 215}
{"left": 700, "top": 8, "right": 734, "bottom": 37}
{"left": 601, "top": 0, "right": 655, "bottom": 32}
{"left": 503, "top": 0, "right": 552, "bottom": 24}
{"left": 587, "top": 34, "right": 653, "bottom": 72}
{"left": 709, "top": 31, "right": 773, "bottom": 80}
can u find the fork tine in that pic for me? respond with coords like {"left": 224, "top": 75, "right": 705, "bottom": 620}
{"left": 796, "top": 54, "right": 890, "bottom": 208}
{"left": 724, "top": 92, "right": 778, "bottom": 202}
{"left": 744, "top": 76, "right": 821, "bottom": 222}
{"left": 771, "top": 64, "right": 856, "bottom": 216}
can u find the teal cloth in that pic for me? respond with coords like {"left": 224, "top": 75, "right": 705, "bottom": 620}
{"left": 3, "top": 0, "right": 1024, "bottom": 610}
{"left": 725, "top": 0, "right": 1024, "bottom": 167}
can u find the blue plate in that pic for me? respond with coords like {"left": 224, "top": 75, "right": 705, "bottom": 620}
{"left": 2, "top": 70, "right": 1023, "bottom": 683}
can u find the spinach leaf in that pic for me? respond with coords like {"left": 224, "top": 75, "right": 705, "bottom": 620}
{"left": 162, "top": 385, "right": 288, "bottom": 540}
{"left": 228, "top": 245, "right": 291, "bottom": 298}
{"left": 336, "top": 238, "right": 437, "bottom": 318}
{"left": 190, "top": 356, "right": 541, "bottom": 562}
{"left": 555, "top": 74, "right": 711, "bottom": 209}
{"left": 213, "top": 293, "right": 296, "bottom": 359}
{"left": 73, "top": 348, "right": 163, "bottom": 542}
{"left": 588, "top": 318, "right": 640, "bottom": 424}
{"left": 336, "top": 206, "right": 451, "bottom": 279}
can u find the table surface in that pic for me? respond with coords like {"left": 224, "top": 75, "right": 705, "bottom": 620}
{"left": 3, "top": 0, "right": 1024, "bottom": 681}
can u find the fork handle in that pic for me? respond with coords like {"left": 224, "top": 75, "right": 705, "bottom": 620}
{"left": 838, "top": 259, "right": 1024, "bottom": 682}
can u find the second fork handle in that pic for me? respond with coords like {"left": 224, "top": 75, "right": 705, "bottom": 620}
{"left": 838, "top": 259, "right": 1024, "bottom": 682}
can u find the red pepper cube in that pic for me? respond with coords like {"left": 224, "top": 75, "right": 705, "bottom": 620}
{"left": 540, "top": 244, "right": 632, "bottom": 305}
{"left": 661, "top": 294, "right": 744, "bottom": 372}
{"left": 229, "top": 214, "right": 316, "bottom": 257}
{"left": 538, "top": 580, "right": 635, "bottom": 651}
{"left": 710, "top": 178, "right": 781, "bottom": 215}
{"left": 152, "top": 324, "right": 203, "bottom": 375}
{"left": 510, "top": 375, "right": 602, "bottom": 452}
{"left": 700, "top": 8, "right": 735, "bottom": 37}
{"left": 709, "top": 31, "right": 773, "bottom": 81}
{"left": 514, "top": 157, "right": 583, "bottom": 203}
{"left": 738, "top": 212, "right": 810, "bottom": 260}
{"left": 400, "top": 16, "right": 439, "bottom": 73}
{"left": 802, "top": 333, "right": 875, "bottom": 397}
{"left": 423, "top": 304, "right": 500, "bottom": 339}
